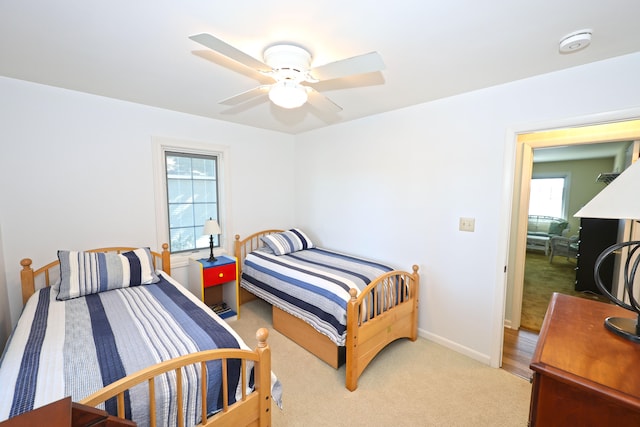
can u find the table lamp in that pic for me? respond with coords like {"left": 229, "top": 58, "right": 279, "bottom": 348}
{"left": 574, "top": 158, "right": 640, "bottom": 342}
{"left": 203, "top": 218, "right": 221, "bottom": 262}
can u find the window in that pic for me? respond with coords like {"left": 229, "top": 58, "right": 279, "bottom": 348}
{"left": 165, "top": 152, "right": 219, "bottom": 253}
{"left": 529, "top": 176, "right": 568, "bottom": 218}
{"left": 152, "top": 137, "right": 229, "bottom": 259}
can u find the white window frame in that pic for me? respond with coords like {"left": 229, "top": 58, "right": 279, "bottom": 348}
{"left": 152, "top": 136, "right": 231, "bottom": 268}
{"left": 529, "top": 173, "right": 571, "bottom": 219}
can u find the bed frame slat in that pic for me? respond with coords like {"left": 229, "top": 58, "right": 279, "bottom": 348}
{"left": 117, "top": 393, "right": 125, "bottom": 418}
{"left": 200, "top": 361, "right": 208, "bottom": 423}
{"left": 176, "top": 368, "right": 184, "bottom": 427}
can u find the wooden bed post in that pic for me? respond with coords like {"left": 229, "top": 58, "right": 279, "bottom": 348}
{"left": 255, "top": 328, "right": 272, "bottom": 425}
{"left": 234, "top": 234, "right": 251, "bottom": 305}
{"left": 160, "top": 243, "right": 171, "bottom": 275}
{"left": 345, "top": 288, "right": 359, "bottom": 392}
{"left": 234, "top": 235, "right": 242, "bottom": 278}
{"left": 20, "top": 258, "right": 35, "bottom": 306}
{"left": 410, "top": 264, "right": 420, "bottom": 341}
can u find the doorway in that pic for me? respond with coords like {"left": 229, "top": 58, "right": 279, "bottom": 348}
{"left": 521, "top": 148, "right": 627, "bottom": 331}
{"left": 500, "top": 118, "right": 640, "bottom": 376}
{"left": 507, "top": 119, "right": 640, "bottom": 331}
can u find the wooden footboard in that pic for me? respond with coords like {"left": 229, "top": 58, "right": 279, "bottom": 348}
{"left": 80, "top": 328, "right": 272, "bottom": 427}
{"left": 345, "top": 266, "right": 420, "bottom": 391}
{"left": 235, "top": 230, "right": 420, "bottom": 391}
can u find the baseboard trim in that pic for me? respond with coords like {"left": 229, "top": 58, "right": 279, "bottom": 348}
{"left": 418, "top": 327, "right": 491, "bottom": 366}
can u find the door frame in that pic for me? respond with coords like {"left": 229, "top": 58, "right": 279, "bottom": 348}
{"left": 507, "top": 119, "right": 640, "bottom": 330}
{"left": 490, "top": 107, "right": 640, "bottom": 368}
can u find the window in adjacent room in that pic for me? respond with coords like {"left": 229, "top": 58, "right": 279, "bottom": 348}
{"left": 164, "top": 152, "right": 220, "bottom": 253}
{"left": 528, "top": 176, "right": 568, "bottom": 218}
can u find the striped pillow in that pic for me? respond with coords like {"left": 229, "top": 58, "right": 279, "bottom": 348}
{"left": 261, "top": 229, "right": 315, "bottom": 256}
{"left": 57, "top": 248, "right": 160, "bottom": 300}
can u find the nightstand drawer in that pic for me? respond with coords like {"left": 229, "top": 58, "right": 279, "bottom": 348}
{"left": 203, "top": 263, "right": 236, "bottom": 287}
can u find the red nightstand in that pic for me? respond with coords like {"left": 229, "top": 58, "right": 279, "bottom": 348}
{"left": 189, "top": 255, "right": 238, "bottom": 319}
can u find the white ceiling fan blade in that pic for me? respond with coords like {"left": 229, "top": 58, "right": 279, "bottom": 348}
{"left": 308, "top": 51, "right": 385, "bottom": 81}
{"left": 219, "top": 85, "right": 271, "bottom": 106}
{"left": 306, "top": 87, "right": 343, "bottom": 112}
{"left": 189, "top": 33, "right": 272, "bottom": 73}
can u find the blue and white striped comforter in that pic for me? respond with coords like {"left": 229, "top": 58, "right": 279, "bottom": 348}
{"left": 241, "top": 248, "right": 393, "bottom": 346}
{"left": 0, "top": 271, "right": 249, "bottom": 427}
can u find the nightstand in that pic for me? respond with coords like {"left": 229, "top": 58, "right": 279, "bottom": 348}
{"left": 189, "top": 255, "right": 238, "bottom": 319}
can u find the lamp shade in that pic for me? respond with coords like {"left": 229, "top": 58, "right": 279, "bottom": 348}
{"left": 203, "top": 219, "right": 221, "bottom": 236}
{"left": 574, "top": 159, "right": 640, "bottom": 220}
{"left": 268, "top": 80, "right": 308, "bottom": 109}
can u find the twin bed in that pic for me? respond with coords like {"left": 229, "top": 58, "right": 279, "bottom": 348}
{"left": 0, "top": 229, "right": 419, "bottom": 425}
{"left": 1, "top": 245, "right": 274, "bottom": 427}
{"left": 234, "top": 229, "right": 420, "bottom": 391}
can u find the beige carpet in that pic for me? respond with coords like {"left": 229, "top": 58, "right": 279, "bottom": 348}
{"left": 228, "top": 299, "right": 532, "bottom": 426}
{"left": 521, "top": 251, "right": 609, "bottom": 332}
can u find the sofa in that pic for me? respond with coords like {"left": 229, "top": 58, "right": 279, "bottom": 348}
{"left": 527, "top": 215, "right": 570, "bottom": 254}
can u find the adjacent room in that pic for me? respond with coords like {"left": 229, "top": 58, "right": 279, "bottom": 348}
{"left": 520, "top": 141, "right": 631, "bottom": 332}
{"left": 1, "top": 2, "right": 640, "bottom": 426}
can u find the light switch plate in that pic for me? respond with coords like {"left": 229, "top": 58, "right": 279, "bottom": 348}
{"left": 459, "top": 217, "right": 475, "bottom": 232}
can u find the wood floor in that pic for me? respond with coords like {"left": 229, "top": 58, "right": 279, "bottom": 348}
{"left": 501, "top": 327, "right": 538, "bottom": 381}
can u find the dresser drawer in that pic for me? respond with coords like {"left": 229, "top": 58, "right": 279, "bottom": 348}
{"left": 203, "top": 263, "right": 236, "bottom": 287}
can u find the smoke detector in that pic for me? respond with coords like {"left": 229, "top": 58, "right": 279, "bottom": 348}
{"left": 559, "top": 29, "right": 592, "bottom": 54}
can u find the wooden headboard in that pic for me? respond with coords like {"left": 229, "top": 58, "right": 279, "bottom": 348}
{"left": 19, "top": 244, "right": 171, "bottom": 306}
{"left": 234, "top": 230, "right": 283, "bottom": 305}
{"left": 234, "top": 230, "right": 283, "bottom": 276}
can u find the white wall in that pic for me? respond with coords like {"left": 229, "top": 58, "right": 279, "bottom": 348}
{"left": 1, "top": 52, "right": 639, "bottom": 364}
{"left": 295, "top": 52, "right": 640, "bottom": 364}
{"left": 0, "top": 76, "right": 296, "bottom": 331}
{"left": 0, "top": 225, "right": 9, "bottom": 347}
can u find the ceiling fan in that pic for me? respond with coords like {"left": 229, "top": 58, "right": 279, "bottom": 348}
{"left": 189, "top": 33, "right": 385, "bottom": 112}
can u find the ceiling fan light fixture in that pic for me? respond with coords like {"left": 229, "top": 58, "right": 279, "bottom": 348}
{"left": 189, "top": 33, "right": 383, "bottom": 113}
{"left": 268, "top": 80, "right": 308, "bottom": 109}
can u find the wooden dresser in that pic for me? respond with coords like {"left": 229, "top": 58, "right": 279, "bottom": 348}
{"left": 0, "top": 396, "right": 135, "bottom": 427}
{"left": 529, "top": 293, "right": 640, "bottom": 426}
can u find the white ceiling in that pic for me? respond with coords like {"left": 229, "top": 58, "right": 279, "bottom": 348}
{"left": 2, "top": 1, "right": 640, "bottom": 135}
